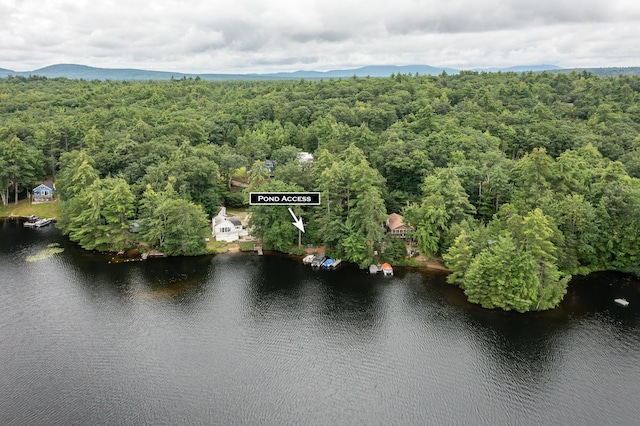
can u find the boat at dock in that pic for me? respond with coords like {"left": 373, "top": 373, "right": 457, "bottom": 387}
{"left": 311, "top": 254, "right": 326, "bottom": 267}
{"left": 302, "top": 254, "right": 315, "bottom": 264}
{"left": 23, "top": 217, "right": 53, "bottom": 228}
{"left": 329, "top": 259, "right": 341, "bottom": 269}
{"left": 322, "top": 258, "right": 335, "bottom": 269}
{"left": 614, "top": 298, "right": 629, "bottom": 307}
{"left": 381, "top": 263, "right": 393, "bottom": 276}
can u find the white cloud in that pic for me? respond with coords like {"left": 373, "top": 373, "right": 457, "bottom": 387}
{"left": 0, "top": 0, "right": 639, "bottom": 72}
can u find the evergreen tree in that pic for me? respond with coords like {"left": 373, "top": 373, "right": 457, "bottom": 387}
{"left": 443, "top": 229, "right": 475, "bottom": 287}
{"left": 0, "top": 135, "right": 42, "bottom": 205}
{"left": 463, "top": 235, "right": 539, "bottom": 313}
{"left": 404, "top": 168, "right": 475, "bottom": 257}
{"left": 139, "top": 183, "right": 209, "bottom": 256}
{"left": 248, "top": 179, "right": 304, "bottom": 253}
{"left": 312, "top": 145, "right": 387, "bottom": 267}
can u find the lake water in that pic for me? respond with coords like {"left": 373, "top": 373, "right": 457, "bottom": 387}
{"left": 1, "top": 218, "right": 639, "bottom": 425}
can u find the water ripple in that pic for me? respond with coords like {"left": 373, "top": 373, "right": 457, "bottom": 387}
{"left": 1, "top": 224, "right": 639, "bottom": 425}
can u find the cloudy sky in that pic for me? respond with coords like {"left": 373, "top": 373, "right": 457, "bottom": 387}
{"left": 1, "top": 0, "right": 639, "bottom": 73}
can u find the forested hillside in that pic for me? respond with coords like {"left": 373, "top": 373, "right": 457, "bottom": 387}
{"left": 1, "top": 70, "right": 640, "bottom": 312}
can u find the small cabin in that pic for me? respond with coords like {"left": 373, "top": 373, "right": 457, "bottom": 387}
{"left": 264, "top": 160, "right": 275, "bottom": 175}
{"left": 32, "top": 181, "right": 55, "bottom": 203}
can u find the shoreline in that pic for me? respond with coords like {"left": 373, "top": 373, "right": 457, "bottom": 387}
{"left": 292, "top": 247, "right": 451, "bottom": 273}
{"left": 4, "top": 214, "right": 450, "bottom": 272}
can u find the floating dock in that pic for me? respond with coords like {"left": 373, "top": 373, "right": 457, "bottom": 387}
{"left": 614, "top": 298, "right": 629, "bottom": 307}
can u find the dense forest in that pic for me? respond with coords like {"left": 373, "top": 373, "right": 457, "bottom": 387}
{"left": 1, "top": 70, "right": 640, "bottom": 312}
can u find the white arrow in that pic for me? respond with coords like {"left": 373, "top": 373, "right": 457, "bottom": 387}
{"left": 288, "top": 208, "right": 305, "bottom": 233}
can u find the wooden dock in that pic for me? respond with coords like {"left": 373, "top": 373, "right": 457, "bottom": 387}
{"left": 254, "top": 245, "right": 263, "bottom": 255}
{"left": 141, "top": 250, "right": 164, "bottom": 260}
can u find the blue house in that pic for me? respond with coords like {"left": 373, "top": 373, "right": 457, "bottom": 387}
{"left": 264, "top": 160, "right": 275, "bottom": 175}
{"left": 32, "top": 180, "right": 55, "bottom": 202}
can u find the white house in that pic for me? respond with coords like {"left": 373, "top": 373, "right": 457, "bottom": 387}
{"left": 297, "top": 152, "right": 313, "bottom": 163}
{"left": 212, "top": 207, "right": 248, "bottom": 242}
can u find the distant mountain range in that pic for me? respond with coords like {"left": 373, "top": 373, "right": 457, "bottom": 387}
{"left": 0, "top": 64, "right": 461, "bottom": 80}
{"left": 472, "top": 64, "right": 562, "bottom": 73}
{"left": 0, "top": 63, "right": 638, "bottom": 81}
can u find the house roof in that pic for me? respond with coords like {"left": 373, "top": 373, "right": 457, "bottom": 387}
{"left": 214, "top": 219, "right": 236, "bottom": 230}
{"left": 229, "top": 218, "right": 242, "bottom": 227}
{"left": 297, "top": 152, "right": 313, "bottom": 162}
{"left": 34, "top": 181, "right": 54, "bottom": 191}
{"left": 387, "top": 213, "right": 415, "bottom": 231}
{"left": 387, "top": 213, "right": 405, "bottom": 230}
{"left": 33, "top": 184, "right": 49, "bottom": 190}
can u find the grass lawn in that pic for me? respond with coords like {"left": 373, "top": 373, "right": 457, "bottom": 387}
{"left": 206, "top": 239, "right": 256, "bottom": 254}
{"left": 0, "top": 199, "right": 59, "bottom": 218}
{"left": 206, "top": 239, "right": 231, "bottom": 254}
{"left": 238, "top": 241, "right": 255, "bottom": 252}
{"left": 225, "top": 207, "right": 249, "bottom": 221}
